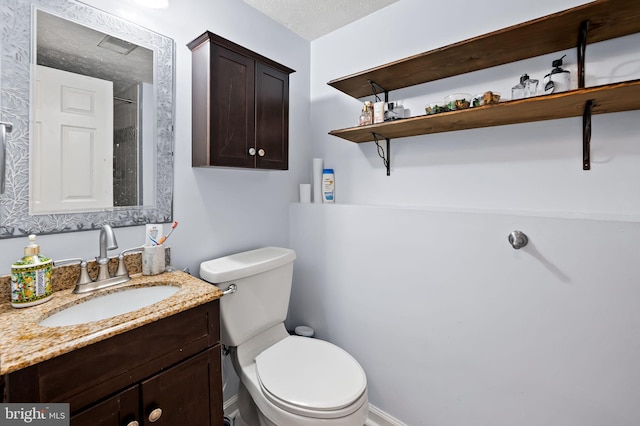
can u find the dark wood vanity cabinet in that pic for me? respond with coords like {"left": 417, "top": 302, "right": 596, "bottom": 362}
{"left": 188, "top": 32, "right": 294, "bottom": 170}
{"left": 2, "top": 300, "right": 224, "bottom": 426}
{"left": 71, "top": 386, "right": 138, "bottom": 426}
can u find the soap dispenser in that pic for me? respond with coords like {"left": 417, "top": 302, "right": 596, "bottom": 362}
{"left": 11, "top": 234, "right": 53, "bottom": 308}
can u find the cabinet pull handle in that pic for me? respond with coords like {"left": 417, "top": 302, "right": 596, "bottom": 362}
{"left": 258, "top": 148, "right": 265, "bottom": 157}
{"left": 248, "top": 147, "right": 256, "bottom": 156}
{"left": 126, "top": 421, "right": 140, "bottom": 426}
{"left": 148, "top": 408, "right": 163, "bottom": 422}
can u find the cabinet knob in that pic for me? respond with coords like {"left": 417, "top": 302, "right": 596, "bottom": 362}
{"left": 148, "top": 408, "right": 163, "bottom": 423}
{"left": 258, "top": 148, "right": 265, "bottom": 157}
{"left": 248, "top": 147, "right": 256, "bottom": 156}
{"left": 126, "top": 421, "right": 140, "bottom": 426}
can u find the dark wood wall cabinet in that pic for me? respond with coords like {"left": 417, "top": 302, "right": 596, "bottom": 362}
{"left": 188, "top": 32, "right": 295, "bottom": 170}
{"left": 327, "top": 0, "right": 640, "bottom": 174}
{"left": 2, "top": 301, "right": 224, "bottom": 426}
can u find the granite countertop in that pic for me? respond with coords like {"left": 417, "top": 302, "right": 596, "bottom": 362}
{"left": 0, "top": 269, "right": 223, "bottom": 375}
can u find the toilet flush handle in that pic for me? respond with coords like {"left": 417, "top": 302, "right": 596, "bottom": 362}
{"left": 221, "top": 283, "right": 237, "bottom": 295}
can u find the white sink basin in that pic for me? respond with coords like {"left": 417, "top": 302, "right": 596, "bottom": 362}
{"left": 39, "top": 285, "right": 180, "bottom": 327}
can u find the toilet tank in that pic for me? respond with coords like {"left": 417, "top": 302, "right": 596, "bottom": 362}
{"left": 200, "top": 247, "right": 296, "bottom": 347}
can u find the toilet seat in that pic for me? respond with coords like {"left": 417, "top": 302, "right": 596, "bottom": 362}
{"left": 255, "top": 336, "right": 367, "bottom": 418}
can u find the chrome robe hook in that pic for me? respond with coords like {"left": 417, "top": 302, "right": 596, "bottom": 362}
{"left": 508, "top": 231, "right": 528, "bottom": 249}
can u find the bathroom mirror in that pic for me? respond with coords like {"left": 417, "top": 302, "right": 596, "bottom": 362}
{"left": 0, "top": 0, "right": 174, "bottom": 238}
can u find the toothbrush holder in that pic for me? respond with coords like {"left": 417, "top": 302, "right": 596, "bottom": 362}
{"left": 142, "top": 245, "right": 166, "bottom": 275}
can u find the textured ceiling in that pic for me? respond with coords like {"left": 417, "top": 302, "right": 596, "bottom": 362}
{"left": 242, "top": 0, "right": 399, "bottom": 41}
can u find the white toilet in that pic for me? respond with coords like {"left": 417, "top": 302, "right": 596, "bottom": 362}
{"left": 200, "top": 247, "right": 368, "bottom": 426}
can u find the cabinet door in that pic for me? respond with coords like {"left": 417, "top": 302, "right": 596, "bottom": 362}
{"left": 255, "top": 62, "right": 289, "bottom": 170}
{"left": 210, "top": 45, "right": 256, "bottom": 168}
{"left": 140, "top": 346, "right": 223, "bottom": 426}
{"left": 71, "top": 386, "right": 138, "bottom": 426}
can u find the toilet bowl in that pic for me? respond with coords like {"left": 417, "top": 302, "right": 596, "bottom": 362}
{"left": 200, "top": 247, "right": 368, "bottom": 425}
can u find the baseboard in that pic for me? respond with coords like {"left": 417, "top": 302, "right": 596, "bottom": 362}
{"left": 365, "top": 404, "right": 407, "bottom": 426}
{"left": 223, "top": 394, "right": 239, "bottom": 419}
{"left": 223, "top": 395, "right": 405, "bottom": 426}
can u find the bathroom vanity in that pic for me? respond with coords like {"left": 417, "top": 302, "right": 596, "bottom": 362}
{"left": 0, "top": 270, "right": 224, "bottom": 425}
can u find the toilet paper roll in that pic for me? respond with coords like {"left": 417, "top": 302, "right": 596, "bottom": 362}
{"left": 312, "top": 158, "right": 323, "bottom": 203}
{"left": 299, "top": 184, "right": 311, "bottom": 203}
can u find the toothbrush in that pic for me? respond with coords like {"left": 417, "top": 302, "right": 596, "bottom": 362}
{"left": 157, "top": 221, "right": 178, "bottom": 245}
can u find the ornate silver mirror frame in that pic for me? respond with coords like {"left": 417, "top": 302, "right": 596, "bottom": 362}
{"left": 0, "top": 0, "right": 174, "bottom": 238}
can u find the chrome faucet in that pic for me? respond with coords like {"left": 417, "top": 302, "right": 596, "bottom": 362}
{"left": 65, "top": 224, "right": 132, "bottom": 294}
{"left": 96, "top": 224, "right": 118, "bottom": 281}
{"left": 54, "top": 226, "right": 145, "bottom": 294}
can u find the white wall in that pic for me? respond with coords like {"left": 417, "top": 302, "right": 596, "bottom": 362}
{"left": 289, "top": 204, "right": 640, "bottom": 425}
{"left": 286, "top": 0, "right": 640, "bottom": 424}
{"left": 0, "top": 0, "right": 311, "bottom": 274}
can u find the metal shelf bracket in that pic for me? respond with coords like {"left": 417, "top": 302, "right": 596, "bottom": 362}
{"left": 367, "top": 80, "right": 388, "bottom": 103}
{"left": 578, "top": 20, "right": 590, "bottom": 89}
{"left": 578, "top": 20, "right": 593, "bottom": 170}
{"left": 372, "top": 132, "right": 391, "bottom": 176}
{"left": 368, "top": 80, "right": 390, "bottom": 176}
{"left": 583, "top": 99, "right": 593, "bottom": 170}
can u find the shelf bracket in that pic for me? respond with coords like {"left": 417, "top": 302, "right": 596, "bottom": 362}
{"left": 577, "top": 20, "right": 590, "bottom": 89}
{"left": 583, "top": 100, "right": 593, "bottom": 171}
{"left": 368, "top": 80, "right": 389, "bottom": 103}
{"left": 372, "top": 132, "right": 391, "bottom": 176}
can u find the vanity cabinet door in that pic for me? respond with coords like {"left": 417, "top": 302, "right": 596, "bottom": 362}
{"left": 69, "top": 346, "right": 223, "bottom": 426}
{"left": 255, "top": 62, "right": 289, "bottom": 170}
{"left": 140, "top": 345, "right": 223, "bottom": 426}
{"left": 208, "top": 45, "right": 256, "bottom": 169}
{"left": 71, "top": 386, "right": 138, "bottom": 426}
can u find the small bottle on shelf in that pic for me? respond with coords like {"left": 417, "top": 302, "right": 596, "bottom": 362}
{"left": 358, "top": 101, "right": 373, "bottom": 126}
{"left": 525, "top": 78, "right": 539, "bottom": 97}
{"left": 512, "top": 74, "right": 529, "bottom": 100}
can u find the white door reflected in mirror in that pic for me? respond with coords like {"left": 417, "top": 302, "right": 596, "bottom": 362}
{"left": 32, "top": 65, "right": 114, "bottom": 214}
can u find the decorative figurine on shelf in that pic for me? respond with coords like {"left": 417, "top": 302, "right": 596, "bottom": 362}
{"left": 543, "top": 55, "right": 571, "bottom": 94}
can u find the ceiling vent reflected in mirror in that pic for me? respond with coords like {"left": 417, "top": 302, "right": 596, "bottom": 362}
{"left": 97, "top": 35, "right": 138, "bottom": 55}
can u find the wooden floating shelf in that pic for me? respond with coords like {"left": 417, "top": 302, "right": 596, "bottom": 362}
{"left": 327, "top": 0, "right": 640, "bottom": 173}
{"left": 329, "top": 80, "right": 640, "bottom": 143}
{"left": 328, "top": 0, "right": 640, "bottom": 99}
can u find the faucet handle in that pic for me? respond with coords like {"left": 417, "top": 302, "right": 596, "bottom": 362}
{"left": 115, "top": 255, "right": 128, "bottom": 277}
{"left": 77, "top": 260, "right": 92, "bottom": 285}
{"left": 54, "top": 258, "right": 92, "bottom": 285}
{"left": 115, "top": 246, "right": 144, "bottom": 277}
{"left": 54, "top": 257, "right": 84, "bottom": 267}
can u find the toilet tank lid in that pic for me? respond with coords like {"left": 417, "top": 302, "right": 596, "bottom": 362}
{"left": 199, "top": 247, "right": 296, "bottom": 283}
